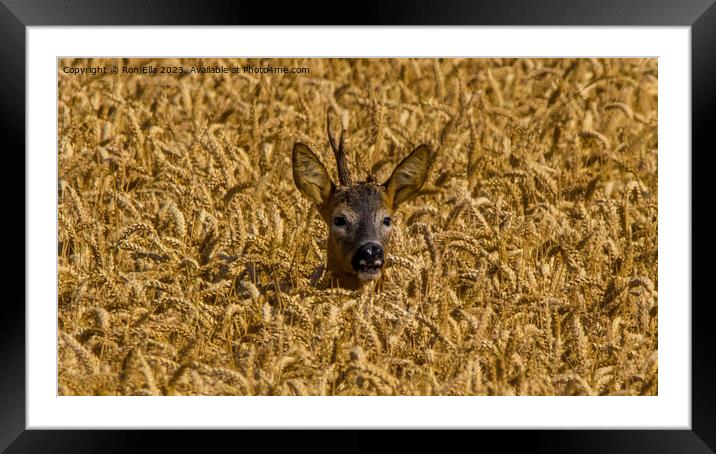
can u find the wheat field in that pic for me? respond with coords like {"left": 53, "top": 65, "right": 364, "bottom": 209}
{"left": 57, "top": 57, "right": 658, "bottom": 396}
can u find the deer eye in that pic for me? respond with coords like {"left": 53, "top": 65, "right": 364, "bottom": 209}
{"left": 383, "top": 217, "right": 392, "bottom": 227}
{"left": 333, "top": 216, "right": 347, "bottom": 227}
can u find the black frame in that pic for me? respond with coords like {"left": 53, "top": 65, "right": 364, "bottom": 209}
{"left": 6, "top": 0, "right": 714, "bottom": 452}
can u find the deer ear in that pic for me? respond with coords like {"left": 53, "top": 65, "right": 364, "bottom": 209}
{"left": 293, "top": 143, "right": 334, "bottom": 205}
{"left": 384, "top": 144, "right": 433, "bottom": 208}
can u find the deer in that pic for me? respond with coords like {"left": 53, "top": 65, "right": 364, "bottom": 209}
{"left": 292, "top": 115, "right": 434, "bottom": 290}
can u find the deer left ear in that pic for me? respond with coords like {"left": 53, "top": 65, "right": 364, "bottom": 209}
{"left": 292, "top": 142, "right": 335, "bottom": 206}
{"left": 383, "top": 144, "right": 433, "bottom": 208}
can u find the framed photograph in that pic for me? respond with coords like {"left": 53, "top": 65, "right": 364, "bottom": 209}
{"left": 9, "top": 0, "right": 714, "bottom": 451}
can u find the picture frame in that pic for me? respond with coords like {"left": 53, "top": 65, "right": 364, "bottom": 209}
{"left": 7, "top": 0, "right": 714, "bottom": 451}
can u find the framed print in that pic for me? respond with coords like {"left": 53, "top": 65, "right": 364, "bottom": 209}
{"left": 8, "top": 0, "right": 715, "bottom": 452}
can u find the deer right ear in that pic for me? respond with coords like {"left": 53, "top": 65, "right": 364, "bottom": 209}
{"left": 384, "top": 144, "right": 433, "bottom": 208}
{"left": 292, "top": 143, "right": 334, "bottom": 205}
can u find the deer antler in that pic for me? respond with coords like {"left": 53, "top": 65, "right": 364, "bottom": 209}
{"left": 327, "top": 113, "right": 352, "bottom": 186}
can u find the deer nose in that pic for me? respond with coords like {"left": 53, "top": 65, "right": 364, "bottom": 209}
{"left": 352, "top": 242, "right": 384, "bottom": 271}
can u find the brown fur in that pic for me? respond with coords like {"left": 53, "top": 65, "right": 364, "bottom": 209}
{"left": 292, "top": 140, "right": 433, "bottom": 290}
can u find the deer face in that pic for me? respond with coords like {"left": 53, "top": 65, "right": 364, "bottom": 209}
{"left": 324, "top": 182, "right": 392, "bottom": 282}
{"left": 292, "top": 119, "right": 432, "bottom": 289}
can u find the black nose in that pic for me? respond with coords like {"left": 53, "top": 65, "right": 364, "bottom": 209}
{"left": 352, "top": 242, "right": 384, "bottom": 271}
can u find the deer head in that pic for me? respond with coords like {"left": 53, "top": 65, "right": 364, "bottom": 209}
{"left": 292, "top": 115, "right": 433, "bottom": 290}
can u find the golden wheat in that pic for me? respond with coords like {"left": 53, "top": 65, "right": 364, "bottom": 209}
{"left": 57, "top": 57, "right": 658, "bottom": 396}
